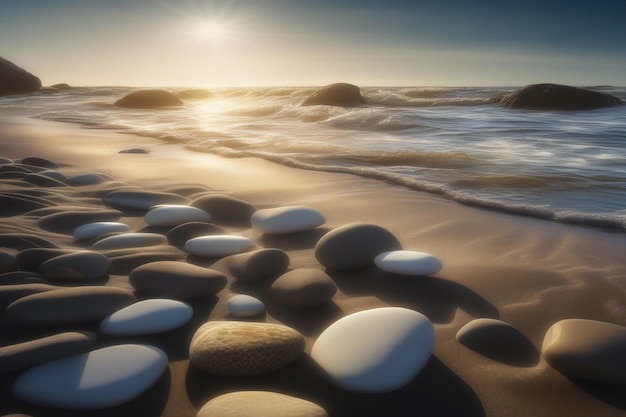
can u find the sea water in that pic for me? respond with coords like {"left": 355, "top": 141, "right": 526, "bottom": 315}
{"left": 2, "top": 85, "right": 625, "bottom": 231}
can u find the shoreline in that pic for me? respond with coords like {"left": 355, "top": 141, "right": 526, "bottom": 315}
{"left": 2, "top": 116, "right": 626, "bottom": 416}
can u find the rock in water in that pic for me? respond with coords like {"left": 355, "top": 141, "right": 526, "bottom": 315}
{"left": 498, "top": 83, "right": 623, "bottom": 110}
{"left": 542, "top": 318, "right": 626, "bottom": 384}
{"left": 311, "top": 307, "right": 435, "bottom": 393}
{"left": 114, "top": 89, "right": 184, "bottom": 107}
{"left": 189, "top": 321, "right": 305, "bottom": 375}
{"left": 197, "top": 391, "right": 329, "bottom": 417}
{"left": 302, "top": 83, "right": 366, "bottom": 107}
{"left": 0, "top": 56, "right": 42, "bottom": 96}
{"left": 13, "top": 344, "right": 168, "bottom": 409}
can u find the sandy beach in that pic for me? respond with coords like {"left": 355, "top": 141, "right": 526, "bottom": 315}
{"left": 2, "top": 115, "right": 626, "bottom": 417}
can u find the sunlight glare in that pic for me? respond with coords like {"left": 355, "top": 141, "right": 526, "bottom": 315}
{"left": 193, "top": 19, "right": 230, "bottom": 41}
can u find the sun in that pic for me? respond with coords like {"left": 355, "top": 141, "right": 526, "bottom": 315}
{"left": 191, "top": 19, "right": 232, "bottom": 42}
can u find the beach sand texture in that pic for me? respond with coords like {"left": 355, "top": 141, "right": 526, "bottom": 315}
{"left": 1, "top": 117, "right": 626, "bottom": 417}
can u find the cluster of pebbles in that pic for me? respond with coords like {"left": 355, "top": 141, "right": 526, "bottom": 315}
{"left": 2, "top": 155, "right": 626, "bottom": 416}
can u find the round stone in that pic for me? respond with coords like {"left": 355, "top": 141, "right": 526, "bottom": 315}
{"left": 0, "top": 283, "right": 59, "bottom": 311}
{"left": 225, "top": 248, "right": 290, "bottom": 282}
{"left": 144, "top": 205, "right": 211, "bottom": 227}
{"left": 185, "top": 235, "right": 255, "bottom": 258}
{"left": 197, "top": 391, "right": 329, "bottom": 417}
{"left": 13, "top": 344, "right": 168, "bottom": 409}
{"left": 166, "top": 222, "right": 226, "bottom": 247}
{"left": 227, "top": 294, "right": 265, "bottom": 318}
{"left": 38, "top": 210, "right": 122, "bottom": 234}
{"left": 270, "top": 269, "right": 337, "bottom": 308}
{"left": 374, "top": 250, "right": 443, "bottom": 276}
{"left": 315, "top": 223, "right": 403, "bottom": 270}
{"left": 91, "top": 233, "right": 167, "bottom": 250}
{"left": 39, "top": 250, "right": 112, "bottom": 281}
{"left": 0, "top": 250, "right": 17, "bottom": 273}
{"left": 542, "top": 318, "right": 626, "bottom": 384}
{"left": 191, "top": 194, "right": 257, "bottom": 224}
{"left": 189, "top": 321, "right": 305, "bottom": 375}
{"left": 100, "top": 299, "right": 193, "bottom": 336}
{"left": 251, "top": 206, "right": 325, "bottom": 234}
{"left": 67, "top": 173, "right": 108, "bottom": 185}
{"left": 129, "top": 261, "right": 227, "bottom": 299}
{"left": 73, "top": 222, "right": 130, "bottom": 240}
{"left": 103, "top": 190, "right": 189, "bottom": 210}
{"left": 311, "top": 307, "right": 434, "bottom": 393}
{"left": 16, "top": 248, "right": 74, "bottom": 271}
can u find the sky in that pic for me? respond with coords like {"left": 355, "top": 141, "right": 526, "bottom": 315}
{"left": 1, "top": 0, "right": 625, "bottom": 87}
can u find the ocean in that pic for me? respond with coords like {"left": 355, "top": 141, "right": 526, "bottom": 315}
{"left": 2, "top": 85, "right": 625, "bottom": 232}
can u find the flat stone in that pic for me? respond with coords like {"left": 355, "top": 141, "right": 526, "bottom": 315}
{"left": 271, "top": 268, "right": 337, "bottom": 308}
{"left": 225, "top": 248, "right": 290, "bottom": 282}
{"left": 374, "top": 250, "right": 443, "bottom": 276}
{"left": 39, "top": 250, "right": 112, "bottom": 281}
{"left": 251, "top": 205, "right": 325, "bottom": 234}
{"left": 0, "top": 250, "right": 17, "bottom": 273}
{"left": 166, "top": 222, "right": 226, "bottom": 247}
{"left": 315, "top": 223, "right": 402, "bottom": 270}
{"left": 38, "top": 209, "right": 122, "bottom": 234}
{"left": 311, "top": 307, "right": 434, "bottom": 393}
{"left": 227, "top": 294, "right": 265, "bottom": 317}
{"left": 103, "top": 190, "right": 189, "bottom": 210}
{"left": 115, "top": 89, "right": 183, "bottom": 107}
{"left": 144, "top": 205, "right": 211, "bottom": 227}
{"left": 0, "top": 331, "right": 96, "bottom": 373}
{"left": 129, "top": 261, "right": 227, "bottom": 299}
{"left": 5, "top": 286, "right": 136, "bottom": 328}
{"left": 16, "top": 248, "right": 75, "bottom": 271}
{"left": 20, "top": 157, "right": 58, "bottom": 169}
{"left": 13, "top": 344, "right": 168, "bottom": 409}
{"left": 91, "top": 233, "right": 167, "bottom": 250}
{"left": 191, "top": 194, "right": 257, "bottom": 224}
{"left": 38, "top": 169, "right": 66, "bottom": 182}
{"left": 119, "top": 148, "right": 149, "bottom": 154}
{"left": 185, "top": 235, "right": 255, "bottom": 258}
{"left": 0, "top": 193, "right": 49, "bottom": 216}
{"left": 107, "top": 248, "right": 186, "bottom": 275}
{"left": 100, "top": 299, "right": 193, "bottom": 336}
{"left": 23, "top": 173, "right": 66, "bottom": 187}
{"left": 73, "top": 221, "right": 130, "bottom": 240}
{"left": 0, "top": 283, "right": 59, "bottom": 311}
{"left": 67, "top": 173, "right": 108, "bottom": 185}
{"left": 0, "top": 233, "right": 59, "bottom": 250}
{"left": 0, "top": 271, "right": 48, "bottom": 285}
{"left": 189, "top": 321, "right": 305, "bottom": 375}
{"left": 197, "top": 391, "right": 329, "bottom": 417}
{"left": 542, "top": 319, "right": 626, "bottom": 384}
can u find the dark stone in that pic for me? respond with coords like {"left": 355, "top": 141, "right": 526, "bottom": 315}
{"left": 191, "top": 194, "right": 257, "bottom": 224}
{"left": 0, "top": 193, "right": 51, "bottom": 216}
{"left": 23, "top": 173, "right": 66, "bottom": 187}
{"left": 105, "top": 246, "right": 186, "bottom": 275}
{"left": 314, "top": 223, "right": 402, "bottom": 270}
{"left": 225, "top": 248, "right": 290, "bottom": 282}
{"left": 0, "top": 250, "right": 18, "bottom": 273}
{"left": 119, "top": 148, "right": 149, "bottom": 154}
{"left": 0, "top": 283, "right": 58, "bottom": 311}
{"left": 20, "top": 157, "right": 59, "bottom": 169}
{"left": 114, "top": 89, "right": 184, "bottom": 108}
{"left": 0, "top": 56, "right": 42, "bottom": 96}
{"left": 271, "top": 268, "right": 338, "bottom": 308}
{"left": 50, "top": 83, "right": 71, "bottom": 90}
{"left": 38, "top": 209, "right": 122, "bottom": 234}
{"left": 498, "top": 83, "right": 623, "bottom": 111}
{"left": 0, "top": 271, "right": 47, "bottom": 285}
{"left": 0, "top": 233, "right": 59, "bottom": 250}
{"left": 166, "top": 222, "right": 226, "bottom": 247}
{"left": 103, "top": 189, "right": 189, "bottom": 210}
{"left": 302, "top": 83, "right": 366, "bottom": 107}
{"left": 16, "top": 248, "right": 75, "bottom": 271}
{"left": 39, "top": 251, "right": 112, "bottom": 281}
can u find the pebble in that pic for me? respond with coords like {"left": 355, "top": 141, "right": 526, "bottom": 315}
{"left": 0, "top": 250, "right": 17, "bottom": 273}
{"left": 20, "top": 157, "right": 58, "bottom": 169}
{"left": 67, "top": 173, "right": 108, "bottom": 185}
{"left": 270, "top": 268, "right": 337, "bottom": 308}
{"left": 165, "top": 221, "right": 226, "bottom": 247}
{"left": 227, "top": 294, "right": 266, "bottom": 317}
{"left": 189, "top": 321, "right": 305, "bottom": 375}
{"left": 73, "top": 221, "right": 130, "bottom": 240}
{"left": 191, "top": 193, "right": 257, "bottom": 224}
{"left": 103, "top": 189, "right": 189, "bottom": 210}
{"left": 91, "top": 233, "right": 167, "bottom": 250}
{"left": 185, "top": 235, "right": 255, "bottom": 258}
{"left": 16, "top": 248, "right": 74, "bottom": 271}
{"left": 197, "top": 391, "right": 329, "bottom": 417}
{"left": 100, "top": 298, "right": 193, "bottom": 336}
{"left": 38, "top": 209, "right": 122, "bottom": 234}
{"left": 0, "top": 283, "right": 58, "bottom": 311}
{"left": 315, "top": 223, "right": 402, "bottom": 270}
{"left": 225, "top": 248, "right": 290, "bottom": 282}
{"left": 144, "top": 204, "right": 211, "bottom": 227}
{"left": 251, "top": 205, "right": 325, "bottom": 234}
{"left": 39, "top": 250, "right": 112, "bottom": 280}
{"left": 311, "top": 307, "right": 434, "bottom": 393}
{"left": 374, "top": 250, "right": 443, "bottom": 276}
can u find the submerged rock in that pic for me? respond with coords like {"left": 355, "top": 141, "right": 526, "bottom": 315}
{"left": 0, "top": 56, "right": 41, "bottom": 96}
{"left": 302, "top": 83, "right": 366, "bottom": 107}
{"left": 498, "top": 83, "right": 623, "bottom": 110}
{"left": 114, "top": 89, "right": 184, "bottom": 108}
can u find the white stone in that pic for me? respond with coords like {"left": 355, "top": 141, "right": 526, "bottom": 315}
{"left": 73, "top": 222, "right": 131, "bottom": 241}
{"left": 311, "top": 306, "right": 434, "bottom": 393}
{"left": 227, "top": 294, "right": 265, "bottom": 317}
{"left": 100, "top": 299, "right": 193, "bottom": 336}
{"left": 13, "top": 344, "right": 168, "bottom": 410}
{"left": 374, "top": 250, "right": 443, "bottom": 276}
{"left": 144, "top": 205, "right": 211, "bottom": 227}
{"left": 91, "top": 233, "right": 167, "bottom": 250}
{"left": 185, "top": 235, "right": 255, "bottom": 258}
{"left": 68, "top": 173, "right": 107, "bottom": 185}
{"left": 251, "top": 206, "right": 325, "bottom": 234}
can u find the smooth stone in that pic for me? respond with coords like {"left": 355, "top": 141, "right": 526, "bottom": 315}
{"left": 302, "top": 83, "right": 366, "bottom": 107}
{"left": 23, "top": 173, "right": 66, "bottom": 187}
{"left": 0, "top": 193, "right": 49, "bottom": 216}
{"left": 165, "top": 222, "right": 226, "bottom": 247}
{"left": 185, "top": 235, "right": 255, "bottom": 258}
{"left": 38, "top": 169, "right": 66, "bottom": 182}
{"left": 542, "top": 319, "right": 626, "bottom": 384}
{"left": 13, "top": 344, "right": 168, "bottom": 409}
{"left": 38, "top": 209, "right": 122, "bottom": 234}
{"left": 67, "top": 173, "right": 108, "bottom": 185}
{"left": 0, "top": 57, "right": 41, "bottom": 96}
{"left": 20, "top": 157, "right": 58, "bottom": 169}
{"left": 311, "top": 307, "right": 434, "bottom": 393}
{"left": 314, "top": 223, "right": 403, "bottom": 270}
{"left": 100, "top": 299, "right": 193, "bottom": 336}
{"left": 0, "top": 233, "right": 59, "bottom": 250}
{"left": 39, "top": 251, "right": 112, "bottom": 280}
{"left": 251, "top": 206, "right": 325, "bottom": 234}
{"left": 0, "top": 250, "right": 17, "bottom": 273}
{"left": 129, "top": 261, "right": 227, "bottom": 299}
{"left": 499, "top": 83, "right": 623, "bottom": 110}
{"left": 197, "top": 391, "right": 329, "bottom": 417}
{"left": 119, "top": 147, "right": 149, "bottom": 154}
{"left": 0, "top": 331, "right": 96, "bottom": 373}
{"left": 5, "top": 286, "right": 136, "bottom": 327}
{"left": 227, "top": 294, "right": 265, "bottom": 317}
{"left": 114, "top": 89, "right": 184, "bottom": 107}
{"left": 73, "top": 221, "right": 130, "bottom": 240}
{"left": 189, "top": 321, "right": 305, "bottom": 375}
{"left": 191, "top": 194, "right": 257, "bottom": 223}
{"left": 225, "top": 248, "right": 290, "bottom": 282}
{"left": 103, "top": 190, "right": 189, "bottom": 210}
{"left": 374, "top": 250, "right": 443, "bottom": 276}
{"left": 16, "top": 248, "right": 74, "bottom": 271}
{"left": 144, "top": 205, "right": 211, "bottom": 227}
{"left": 0, "top": 156, "right": 13, "bottom": 164}
{"left": 107, "top": 248, "right": 186, "bottom": 275}
{"left": 91, "top": 233, "right": 167, "bottom": 250}
{"left": 270, "top": 268, "right": 337, "bottom": 308}
{"left": 0, "top": 271, "right": 48, "bottom": 285}
{"left": 0, "top": 283, "right": 59, "bottom": 311}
